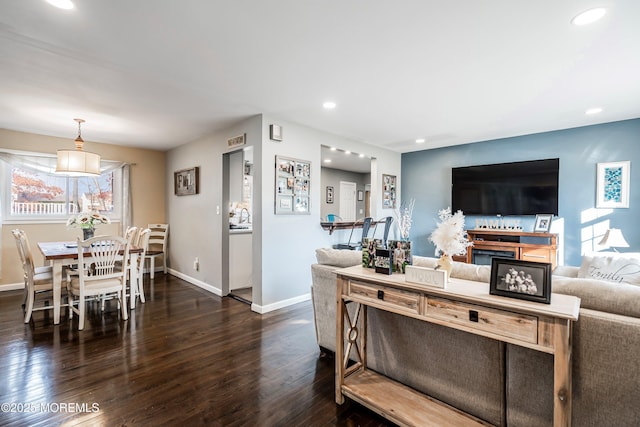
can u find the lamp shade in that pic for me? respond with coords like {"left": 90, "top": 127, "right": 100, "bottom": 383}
{"left": 598, "top": 228, "right": 630, "bottom": 248}
{"left": 56, "top": 149, "right": 101, "bottom": 176}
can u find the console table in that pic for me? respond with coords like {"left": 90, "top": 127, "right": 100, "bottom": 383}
{"left": 335, "top": 265, "right": 580, "bottom": 426}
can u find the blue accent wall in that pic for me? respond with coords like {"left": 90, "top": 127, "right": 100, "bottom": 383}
{"left": 402, "top": 119, "right": 640, "bottom": 266}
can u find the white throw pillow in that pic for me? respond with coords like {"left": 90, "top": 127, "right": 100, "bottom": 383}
{"left": 577, "top": 252, "right": 640, "bottom": 286}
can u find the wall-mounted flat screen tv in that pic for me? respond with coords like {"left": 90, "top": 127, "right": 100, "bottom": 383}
{"left": 452, "top": 158, "right": 559, "bottom": 216}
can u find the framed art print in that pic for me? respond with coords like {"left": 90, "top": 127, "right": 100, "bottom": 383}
{"left": 533, "top": 214, "right": 553, "bottom": 232}
{"left": 490, "top": 258, "right": 551, "bottom": 304}
{"left": 174, "top": 167, "right": 199, "bottom": 196}
{"left": 382, "top": 174, "right": 397, "bottom": 209}
{"left": 326, "top": 186, "right": 334, "bottom": 204}
{"left": 596, "top": 161, "right": 630, "bottom": 208}
{"left": 275, "top": 155, "right": 311, "bottom": 215}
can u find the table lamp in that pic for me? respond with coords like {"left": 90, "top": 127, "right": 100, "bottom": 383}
{"left": 598, "top": 228, "right": 629, "bottom": 252}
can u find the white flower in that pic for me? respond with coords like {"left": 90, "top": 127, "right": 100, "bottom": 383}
{"left": 66, "top": 212, "right": 110, "bottom": 230}
{"left": 429, "top": 207, "right": 473, "bottom": 256}
{"left": 394, "top": 198, "right": 415, "bottom": 239}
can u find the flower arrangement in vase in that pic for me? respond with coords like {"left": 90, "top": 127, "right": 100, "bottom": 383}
{"left": 429, "top": 207, "right": 473, "bottom": 276}
{"left": 394, "top": 198, "right": 415, "bottom": 241}
{"left": 67, "top": 212, "right": 111, "bottom": 240}
{"left": 391, "top": 198, "right": 416, "bottom": 273}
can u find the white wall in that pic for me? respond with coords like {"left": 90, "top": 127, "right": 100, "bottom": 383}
{"left": 166, "top": 114, "right": 401, "bottom": 313}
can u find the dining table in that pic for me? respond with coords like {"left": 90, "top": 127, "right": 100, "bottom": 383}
{"left": 37, "top": 241, "right": 143, "bottom": 325}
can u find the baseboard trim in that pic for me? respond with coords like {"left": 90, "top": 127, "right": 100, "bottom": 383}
{"left": 167, "top": 268, "right": 223, "bottom": 297}
{"left": 251, "top": 293, "right": 311, "bottom": 314}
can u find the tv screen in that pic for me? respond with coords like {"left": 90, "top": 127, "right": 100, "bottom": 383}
{"left": 452, "top": 158, "right": 559, "bottom": 216}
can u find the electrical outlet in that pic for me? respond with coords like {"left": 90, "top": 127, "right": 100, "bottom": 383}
{"left": 194, "top": 257, "right": 199, "bottom": 271}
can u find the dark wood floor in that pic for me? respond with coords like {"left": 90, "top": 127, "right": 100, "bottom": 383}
{"left": 0, "top": 274, "right": 392, "bottom": 426}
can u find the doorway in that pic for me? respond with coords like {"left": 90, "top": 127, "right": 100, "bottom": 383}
{"left": 225, "top": 148, "right": 254, "bottom": 305}
{"left": 339, "top": 181, "right": 357, "bottom": 221}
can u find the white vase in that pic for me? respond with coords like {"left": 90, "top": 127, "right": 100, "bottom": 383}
{"left": 437, "top": 254, "right": 453, "bottom": 278}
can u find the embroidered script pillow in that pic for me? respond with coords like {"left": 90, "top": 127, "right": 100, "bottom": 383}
{"left": 577, "top": 253, "right": 640, "bottom": 286}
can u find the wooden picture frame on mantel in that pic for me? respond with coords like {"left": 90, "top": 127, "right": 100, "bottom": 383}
{"left": 174, "top": 167, "right": 199, "bottom": 196}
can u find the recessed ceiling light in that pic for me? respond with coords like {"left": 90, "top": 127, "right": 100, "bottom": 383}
{"left": 416, "top": 138, "right": 425, "bottom": 143}
{"left": 330, "top": 147, "right": 337, "bottom": 151}
{"left": 324, "top": 159, "right": 332, "bottom": 163}
{"left": 359, "top": 153, "right": 365, "bottom": 158}
{"left": 571, "top": 8, "right": 606, "bottom": 26}
{"left": 323, "top": 101, "right": 337, "bottom": 109}
{"left": 344, "top": 151, "right": 351, "bottom": 155}
{"left": 46, "top": 0, "right": 75, "bottom": 10}
{"left": 585, "top": 107, "right": 603, "bottom": 115}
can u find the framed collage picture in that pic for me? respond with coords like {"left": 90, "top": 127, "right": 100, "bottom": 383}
{"left": 382, "top": 174, "right": 396, "bottom": 209}
{"left": 275, "top": 155, "right": 311, "bottom": 214}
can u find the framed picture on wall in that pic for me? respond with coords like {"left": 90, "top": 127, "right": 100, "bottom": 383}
{"left": 326, "top": 186, "right": 334, "bottom": 203}
{"left": 174, "top": 167, "right": 199, "bottom": 196}
{"left": 596, "top": 161, "right": 630, "bottom": 208}
{"left": 275, "top": 155, "right": 311, "bottom": 215}
{"left": 382, "top": 174, "right": 396, "bottom": 209}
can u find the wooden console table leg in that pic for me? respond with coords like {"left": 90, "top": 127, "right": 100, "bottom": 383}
{"left": 336, "top": 275, "right": 346, "bottom": 404}
{"left": 553, "top": 318, "right": 572, "bottom": 427}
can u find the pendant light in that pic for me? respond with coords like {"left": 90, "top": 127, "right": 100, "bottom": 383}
{"left": 56, "top": 118, "right": 101, "bottom": 176}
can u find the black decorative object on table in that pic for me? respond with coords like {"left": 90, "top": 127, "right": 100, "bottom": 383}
{"left": 490, "top": 257, "right": 552, "bottom": 304}
{"left": 374, "top": 248, "right": 393, "bottom": 275}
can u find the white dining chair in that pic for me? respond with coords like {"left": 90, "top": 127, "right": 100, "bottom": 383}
{"left": 129, "top": 228, "right": 150, "bottom": 307}
{"left": 67, "top": 235, "right": 130, "bottom": 330}
{"left": 12, "top": 229, "right": 55, "bottom": 323}
{"left": 112, "top": 225, "right": 140, "bottom": 310}
{"left": 144, "top": 223, "right": 168, "bottom": 279}
{"left": 124, "top": 226, "right": 139, "bottom": 246}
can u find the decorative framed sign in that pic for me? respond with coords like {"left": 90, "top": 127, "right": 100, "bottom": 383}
{"left": 275, "top": 155, "right": 310, "bottom": 215}
{"left": 326, "top": 186, "right": 334, "bottom": 204}
{"left": 490, "top": 258, "right": 551, "bottom": 304}
{"left": 382, "top": 174, "right": 397, "bottom": 209}
{"left": 227, "top": 133, "right": 246, "bottom": 149}
{"left": 357, "top": 190, "right": 364, "bottom": 201}
{"left": 596, "top": 161, "right": 630, "bottom": 208}
{"left": 174, "top": 167, "right": 199, "bottom": 196}
{"left": 533, "top": 214, "right": 553, "bottom": 232}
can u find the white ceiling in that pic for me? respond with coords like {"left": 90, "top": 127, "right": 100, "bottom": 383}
{"left": 1, "top": 1, "right": 639, "bottom": 153}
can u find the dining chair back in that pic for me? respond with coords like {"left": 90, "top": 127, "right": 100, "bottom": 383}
{"left": 124, "top": 226, "right": 139, "bottom": 245}
{"left": 67, "top": 235, "right": 130, "bottom": 330}
{"left": 145, "top": 223, "right": 169, "bottom": 279}
{"left": 334, "top": 217, "right": 372, "bottom": 250}
{"left": 130, "top": 228, "right": 151, "bottom": 305}
{"left": 372, "top": 216, "right": 394, "bottom": 246}
{"left": 11, "top": 229, "right": 54, "bottom": 323}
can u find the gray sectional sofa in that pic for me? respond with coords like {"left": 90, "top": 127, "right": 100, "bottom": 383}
{"left": 311, "top": 248, "right": 640, "bottom": 426}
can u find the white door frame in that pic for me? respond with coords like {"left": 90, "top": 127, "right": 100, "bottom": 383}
{"left": 339, "top": 181, "right": 357, "bottom": 221}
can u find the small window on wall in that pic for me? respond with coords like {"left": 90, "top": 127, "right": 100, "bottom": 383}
{"left": 3, "top": 161, "right": 121, "bottom": 222}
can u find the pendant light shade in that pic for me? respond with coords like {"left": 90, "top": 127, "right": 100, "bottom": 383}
{"left": 56, "top": 118, "right": 101, "bottom": 176}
